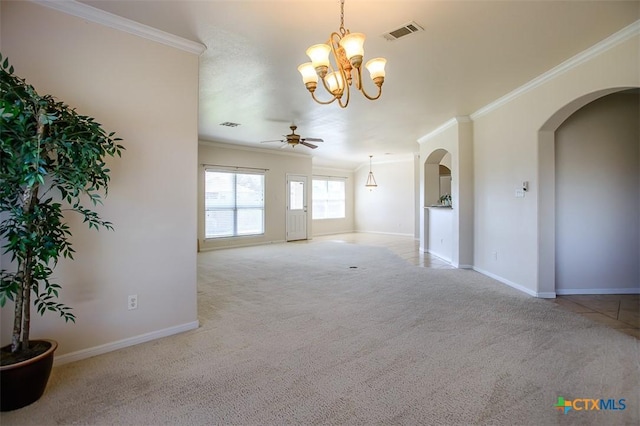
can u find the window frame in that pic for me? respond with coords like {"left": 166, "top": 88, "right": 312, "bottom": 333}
{"left": 204, "top": 168, "right": 266, "bottom": 239}
{"left": 312, "top": 177, "right": 346, "bottom": 220}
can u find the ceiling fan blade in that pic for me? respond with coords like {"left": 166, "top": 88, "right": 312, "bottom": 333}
{"left": 301, "top": 141, "right": 318, "bottom": 149}
{"left": 279, "top": 142, "right": 290, "bottom": 149}
{"left": 303, "top": 137, "right": 323, "bottom": 142}
{"left": 260, "top": 139, "right": 284, "bottom": 143}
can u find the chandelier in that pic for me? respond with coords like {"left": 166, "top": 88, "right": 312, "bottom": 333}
{"left": 297, "top": 0, "right": 387, "bottom": 108}
{"left": 365, "top": 155, "right": 378, "bottom": 189}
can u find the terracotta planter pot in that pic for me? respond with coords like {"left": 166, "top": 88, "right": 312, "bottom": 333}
{"left": 0, "top": 339, "right": 57, "bottom": 411}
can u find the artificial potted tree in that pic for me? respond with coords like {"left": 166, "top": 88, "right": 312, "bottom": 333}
{"left": 0, "top": 54, "right": 123, "bottom": 411}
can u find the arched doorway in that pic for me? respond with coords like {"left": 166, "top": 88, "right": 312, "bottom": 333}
{"left": 537, "top": 87, "right": 639, "bottom": 296}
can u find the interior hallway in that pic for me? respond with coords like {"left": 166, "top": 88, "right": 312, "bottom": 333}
{"left": 311, "top": 233, "right": 640, "bottom": 339}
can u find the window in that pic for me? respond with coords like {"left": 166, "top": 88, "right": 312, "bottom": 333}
{"left": 205, "top": 170, "right": 265, "bottom": 238}
{"left": 312, "top": 178, "right": 345, "bottom": 219}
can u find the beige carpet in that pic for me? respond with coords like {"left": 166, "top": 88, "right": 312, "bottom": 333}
{"left": 2, "top": 241, "right": 638, "bottom": 425}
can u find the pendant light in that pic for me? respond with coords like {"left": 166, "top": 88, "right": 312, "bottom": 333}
{"left": 365, "top": 155, "right": 377, "bottom": 190}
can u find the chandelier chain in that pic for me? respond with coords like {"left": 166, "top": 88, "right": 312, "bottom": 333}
{"left": 339, "top": 0, "right": 346, "bottom": 35}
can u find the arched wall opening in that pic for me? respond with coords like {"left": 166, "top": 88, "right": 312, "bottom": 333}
{"left": 537, "top": 87, "right": 639, "bottom": 295}
{"left": 424, "top": 149, "right": 450, "bottom": 206}
{"left": 424, "top": 149, "right": 454, "bottom": 263}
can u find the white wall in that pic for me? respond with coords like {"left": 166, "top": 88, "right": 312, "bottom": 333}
{"left": 1, "top": 1, "right": 199, "bottom": 359}
{"left": 311, "top": 167, "right": 355, "bottom": 236}
{"left": 198, "top": 142, "right": 312, "bottom": 250}
{"left": 427, "top": 208, "right": 453, "bottom": 262}
{"left": 472, "top": 29, "right": 639, "bottom": 296}
{"left": 555, "top": 92, "right": 639, "bottom": 293}
{"left": 354, "top": 158, "right": 415, "bottom": 236}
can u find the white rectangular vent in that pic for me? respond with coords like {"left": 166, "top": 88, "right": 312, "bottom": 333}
{"left": 383, "top": 21, "right": 424, "bottom": 41}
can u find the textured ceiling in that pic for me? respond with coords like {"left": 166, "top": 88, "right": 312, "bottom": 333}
{"left": 81, "top": 0, "right": 640, "bottom": 169}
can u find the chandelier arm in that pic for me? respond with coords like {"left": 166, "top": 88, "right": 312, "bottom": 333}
{"left": 337, "top": 90, "right": 349, "bottom": 108}
{"left": 355, "top": 66, "right": 383, "bottom": 100}
{"left": 336, "top": 72, "right": 350, "bottom": 108}
{"left": 310, "top": 91, "right": 339, "bottom": 105}
{"left": 360, "top": 83, "right": 383, "bottom": 101}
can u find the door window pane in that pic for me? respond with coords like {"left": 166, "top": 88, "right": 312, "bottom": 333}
{"left": 290, "top": 181, "right": 305, "bottom": 210}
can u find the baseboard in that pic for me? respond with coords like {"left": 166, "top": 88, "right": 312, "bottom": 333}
{"left": 312, "top": 230, "right": 356, "bottom": 237}
{"left": 54, "top": 321, "right": 199, "bottom": 367}
{"left": 473, "top": 267, "right": 542, "bottom": 298}
{"left": 556, "top": 288, "right": 640, "bottom": 295}
{"left": 199, "top": 239, "right": 286, "bottom": 252}
{"left": 426, "top": 249, "right": 452, "bottom": 264}
{"left": 355, "top": 230, "right": 415, "bottom": 238}
{"left": 457, "top": 264, "right": 473, "bottom": 270}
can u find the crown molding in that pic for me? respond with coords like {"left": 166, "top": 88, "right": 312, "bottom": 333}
{"left": 199, "top": 139, "right": 312, "bottom": 159}
{"left": 471, "top": 19, "right": 640, "bottom": 120}
{"left": 354, "top": 153, "right": 417, "bottom": 172}
{"left": 312, "top": 165, "right": 355, "bottom": 175}
{"left": 421, "top": 19, "right": 639, "bottom": 143}
{"left": 31, "top": 0, "right": 206, "bottom": 55}
{"left": 417, "top": 116, "right": 471, "bottom": 145}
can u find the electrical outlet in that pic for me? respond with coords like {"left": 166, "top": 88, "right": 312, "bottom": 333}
{"left": 128, "top": 294, "right": 138, "bottom": 310}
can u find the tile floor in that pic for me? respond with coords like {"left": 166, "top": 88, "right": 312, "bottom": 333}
{"left": 313, "top": 232, "right": 455, "bottom": 269}
{"left": 312, "top": 233, "right": 640, "bottom": 339}
{"left": 549, "top": 294, "right": 640, "bottom": 339}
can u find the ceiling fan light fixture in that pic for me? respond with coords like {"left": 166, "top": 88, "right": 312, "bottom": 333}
{"left": 298, "top": 0, "right": 386, "bottom": 108}
{"left": 260, "top": 125, "right": 324, "bottom": 150}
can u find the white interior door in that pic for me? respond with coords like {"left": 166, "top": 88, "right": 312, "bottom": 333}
{"left": 286, "top": 175, "right": 307, "bottom": 241}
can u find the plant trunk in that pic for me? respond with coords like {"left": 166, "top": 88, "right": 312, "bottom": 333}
{"left": 11, "top": 184, "right": 39, "bottom": 353}
{"left": 11, "top": 262, "right": 24, "bottom": 353}
{"left": 11, "top": 108, "right": 46, "bottom": 353}
{"left": 21, "top": 248, "right": 33, "bottom": 352}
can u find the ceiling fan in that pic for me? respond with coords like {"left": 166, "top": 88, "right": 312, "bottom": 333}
{"left": 260, "top": 125, "right": 324, "bottom": 149}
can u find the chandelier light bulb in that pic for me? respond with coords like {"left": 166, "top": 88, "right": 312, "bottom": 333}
{"left": 298, "top": 63, "right": 318, "bottom": 84}
{"left": 306, "top": 44, "right": 331, "bottom": 74}
{"left": 365, "top": 58, "right": 387, "bottom": 85}
{"left": 339, "top": 32, "right": 366, "bottom": 67}
{"left": 326, "top": 71, "right": 344, "bottom": 96}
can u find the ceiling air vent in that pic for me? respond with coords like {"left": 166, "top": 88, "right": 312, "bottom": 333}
{"left": 383, "top": 21, "right": 424, "bottom": 41}
{"left": 219, "top": 122, "right": 240, "bottom": 127}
